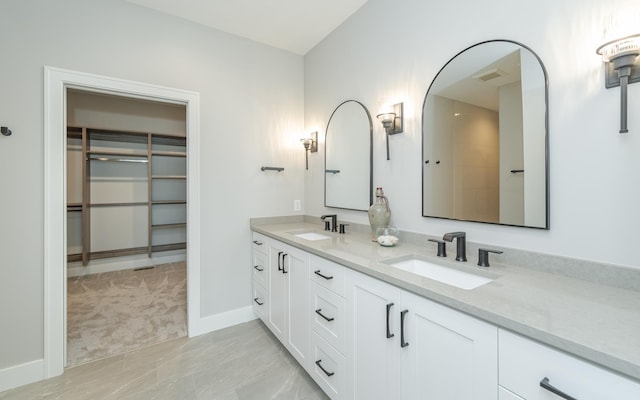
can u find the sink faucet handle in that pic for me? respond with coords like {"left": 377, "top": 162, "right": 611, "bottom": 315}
{"left": 339, "top": 223, "right": 349, "bottom": 234}
{"left": 477, "top": 248, "right": 503, "bottom": 267}
{"left": 428, "top": 239, "right": 447, "bottom": 257}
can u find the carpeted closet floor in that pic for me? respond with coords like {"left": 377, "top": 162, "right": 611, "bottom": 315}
{"left": 67, "top": 262, "right": 187, "bottom": 367}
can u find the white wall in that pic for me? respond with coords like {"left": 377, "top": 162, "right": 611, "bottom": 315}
{"left": 0, "top": 0, "right": 304, "bottom": 372}
{"left": 304, "top": 0, "right": 640, "bottom": 268}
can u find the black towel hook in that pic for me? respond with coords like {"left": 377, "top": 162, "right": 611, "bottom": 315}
{"left": 1, "top": 126, "right": 12, "bottom": 136}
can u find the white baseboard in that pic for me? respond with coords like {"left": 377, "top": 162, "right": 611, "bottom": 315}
{"left": 0, "top": 359, "right": 45, "bottom": 393}
{"left": 67, "top": 252, "right": 186, "bottom": 277}
{"left": 189, "top": 306, "right": 257, "bottom": 337}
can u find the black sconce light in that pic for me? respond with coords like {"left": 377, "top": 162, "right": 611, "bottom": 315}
{"left": 376, "top": 103, "right": 403, "bottom": 160}
{"left": 596, "top": 33, "right": 640, "bottom": 133}
{"left": 300, "top": 131, "right": 317, "bottom": 170}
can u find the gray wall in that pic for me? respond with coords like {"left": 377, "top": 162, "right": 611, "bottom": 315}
{"left": 304, "top": 0, "right": 640, "bottom": 268}
{"left": 0, "top": 0, "right": 304, "bottom": 370}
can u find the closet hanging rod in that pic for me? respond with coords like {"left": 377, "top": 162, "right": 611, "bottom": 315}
{"left": 88, "top": 156, "right": 149, "bottom": 163}
{"left": 261, "top": 166, "right": 285, "bottom": 172}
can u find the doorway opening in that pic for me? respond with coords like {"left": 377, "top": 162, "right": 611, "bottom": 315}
{"left": 44, "top": 66, "right": 201, "bottom": 378}
{"left": 65, "top": 89, "right": 188, "bottom": 366}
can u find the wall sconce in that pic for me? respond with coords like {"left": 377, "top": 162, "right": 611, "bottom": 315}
{"left": 376, "top": 103, "right": 403, "bottom": 160}
{"left": 300, "top": 131, "right": 317, "bottom": 170}
{"left": 596, "top": 33, "right": 640, "bottom": 133}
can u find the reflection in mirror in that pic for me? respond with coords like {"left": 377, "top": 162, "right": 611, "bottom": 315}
{"left": 325, "top": 100, "right": 373, "bottom": 211}
{"left": 422, "top": 40, "right": 549, "bottom": 229}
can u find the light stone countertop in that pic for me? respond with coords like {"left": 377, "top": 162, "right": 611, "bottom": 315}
{"left": 251, "top": 218, "right": 640, "bottom": 382}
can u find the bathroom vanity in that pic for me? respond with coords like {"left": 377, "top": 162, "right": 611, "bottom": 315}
{"left": 250, "top": 217, "right": 640, "bottom": 400}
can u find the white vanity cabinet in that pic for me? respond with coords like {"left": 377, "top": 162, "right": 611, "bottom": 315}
{"left": 266, "top": 239, "right": 311, "bottom": 369}
{"left": 498, "top": 330, "right": 640, "bottom": 400}
{"left": 250, "top": 228, "right": 640, "bottom": 400}
{"left": 345, "top": 269, "right": 497, "bottom": 400}
{"left": 251, "top": 233, "right": 268, "bottom": 323}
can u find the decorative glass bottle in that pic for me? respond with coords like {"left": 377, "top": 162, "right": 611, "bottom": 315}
{"left": 368, "top": 187, "right": 391, "bottom": 241}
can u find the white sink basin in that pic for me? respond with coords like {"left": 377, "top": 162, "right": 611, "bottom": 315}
{"left": 383, "top": 256, "right": 494, "bottom": 290}
{"left": 291, "top": 232, "right": 331, "bottom": 241}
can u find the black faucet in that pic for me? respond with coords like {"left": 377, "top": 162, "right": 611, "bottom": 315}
{"left": 320, "top": 214, "right": 338, "bottom": 232}
{"left": 443, "top": 232, "right": 467, "bottom": 262}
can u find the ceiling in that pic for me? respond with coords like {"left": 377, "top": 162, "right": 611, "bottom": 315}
{"left": 125, "top": 0, "right": 369, "bottom": 55}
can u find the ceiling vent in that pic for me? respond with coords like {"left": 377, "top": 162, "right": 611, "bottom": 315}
{"left": 473, "top": 68, "right": 507, "bottom": 82}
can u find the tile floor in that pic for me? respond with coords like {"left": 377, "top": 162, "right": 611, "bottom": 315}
{"left": 0, "top": 321, "right": 329, "bottom": 400}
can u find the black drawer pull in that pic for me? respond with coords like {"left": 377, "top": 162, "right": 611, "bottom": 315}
{"left": 315, "top": 359, "right": 335, "bottom": 377}
{"left": 400, "top": 309, "right": 409, "bottom": 348}
{"left": 540, "top": 377, "right": 578, "bottom": 400}
{"left": 314, "top": 270, "right": 334, "bottom": 280}
{"left": 282, "top": 253, "right": 288, "bottom": 274}
{"left": 277, "top": 251, "right": 283, "bottom": 271}
{"left": 253, "top": 297, "right": 264, "bottom": 306}
{"left": 253, "top": 265, "right": 263, "bottom": 272}
{"left": 253, "top": 240, "right": 263, "bottom": 245}
{"left": 315, "top": 309, "right": 334, "bottom": 322}
{"left": 386, "top": 303, "right": 395, "bottom": 339}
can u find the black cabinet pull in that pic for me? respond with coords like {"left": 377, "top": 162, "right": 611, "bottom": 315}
{"left": 315, "top": 360, "right": 335, "bottom": 377}
{"left": 314, "top": 270, "right": 334, "bottom": 280}
{"left": 277, "top": 251, "right": 283, "bottom": 271}
{"left": 539, "top": 377, "right": 578, "bottom": 400}
{"left": 315, "top": 309, "right": 335, "bottom": 322}
{"left": 253, "top": 240, "right": 263, "bottom": 245}
{"left": 253, "top": 265, "right": 263, "bottom": 272}
{"left": 253, "top": 297, "right": 264, "bottom": 306}
{"left": 386, "top": 303, "right": 395, "bottom": 339}
{"left": 400, "top": 310, "right": 409, "bottom": 348}
{"left": 282, "top": 253, "right": 288, "bottom": 273}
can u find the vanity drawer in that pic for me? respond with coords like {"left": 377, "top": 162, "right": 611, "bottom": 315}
{"left": 252, "top": 232, "right": 267, "bottom": 253}
{"left": 310, "top": 255, "right": 346, "bottom": 297}
{"left": 252, "top": 249, "right": 267, "bottom": 287}
{"left": 310, "top": 331, "right": 345, "bottom": 400}
{"left": 310, "top": 282, "right": 345, "bottom": 354}
{"left": 499, "top": 329, "right": 640, "bottom": 400}
{"left": 252, "top": 279, "right": 267, "bottom": 323}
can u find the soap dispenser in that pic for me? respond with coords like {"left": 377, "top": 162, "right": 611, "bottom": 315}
{"left": 368, "top": 187, "right": 391, "bottom": 241}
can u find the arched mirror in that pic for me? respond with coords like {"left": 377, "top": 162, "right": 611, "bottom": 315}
{"left": 325, "top": 100, "right": 373, "bottom": 211}
{"left": 422, "top": 40, "right": 549, "bottom": 229}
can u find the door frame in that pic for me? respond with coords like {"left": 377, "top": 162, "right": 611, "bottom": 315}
{"left": 43, "top": 66, "right": 201, "bottom": 378}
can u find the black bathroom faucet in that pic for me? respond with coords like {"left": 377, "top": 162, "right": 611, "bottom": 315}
{"left": 443, "top": 232, "right": 467, "bottom": 262}
{"left": 320, "top": 214, "right": 338, "bottom": 232}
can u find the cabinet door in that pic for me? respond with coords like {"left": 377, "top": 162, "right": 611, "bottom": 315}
{"left": 267, "top": 241, "right": 287, "bottom": 343}
{"left": 284, "top": 245, "right": 310, "bottom": 367}
{"left": 346, "top": 270, "right": 402, "bottom": 400}
{"left": 401, "top": 291, "right": 498, "bottom": 400}
{"left": 499, "top": 329, "right": 640, "bottom": 400}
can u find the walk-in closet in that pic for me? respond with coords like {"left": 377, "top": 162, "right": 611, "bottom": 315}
{"left": 65, "top": 90, "right": 188, "bottom": 366}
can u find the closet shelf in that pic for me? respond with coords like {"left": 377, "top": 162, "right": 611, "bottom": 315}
{"left": 152, "top": 175, "right": 187, "bottom": 179}
{"left": 90, "top": 202, "right": 149, "bottom": 208}
{"left": 87, "top": 149, "right": 148, "bottom": 157}
{"left": 152, "top": 200, "right": 187, "bottom": 205}
{"left": 152, "top": 243, "right": 187, "bottom": 253}
{"left": 152, "top": 223, "right": 187, "bottom": 229}
{"left": 152, "top": 150, "right": 187, "bottom": 157}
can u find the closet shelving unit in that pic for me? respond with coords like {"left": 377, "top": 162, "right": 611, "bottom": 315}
{"left": 67, "top": 126, "right": 187, "bottom": 266}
